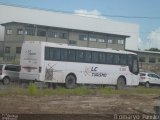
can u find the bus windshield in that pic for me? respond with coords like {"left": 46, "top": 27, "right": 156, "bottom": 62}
{"left": 128, "top": 55, "right": 139, "bottom": 75}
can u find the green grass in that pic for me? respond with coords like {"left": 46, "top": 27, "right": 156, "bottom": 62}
{"left": 0, "top": 86, "right": 96, "bottom": 96}
{"left": 0, "top": 86, "right": 160, "bottom": 96}
{"left": 28, "top": 83, "right": 37, "bottom": 95}
{"left": 32, "top": 86, "right": 96, "bottom": 96}
{"left": 98, "top": 86, "right": 160, "bottom": 95}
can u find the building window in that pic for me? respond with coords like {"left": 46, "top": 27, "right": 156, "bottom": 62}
{"left": 48, "top": 31, "right": 55, "bottom": 38}
{"left": 139, "top": 57, "right": 146, "bottom": 62}
{"left": 16, "top": 47, "right": 21, "bottom": 54}
{"left": 118, "top": 40, "right": 124, "bottom": 44}
{"left": 98, "top": 38, "right": 105, "bottom": 42}
{"left": 5, "top": 47, "right": 10, "bottom": 53}
{"left": 6, "top": 29, "right": 12, "bottom": 35}
{"left": 89, "top": 35, "right": 97, "bottom": 42}
{"left": 97, "top": 36, "right": 105, "bottom": 43}
{"left": 17, "top": 29, "right": 23, "bottom": 35}
{"left": 37, "top": 29, "right": 46, "bottom": 37}
{"left": 149, "top": 57, "right": 156, "bottom": 63}
{"left": 25, "top": 28, "right": 35, "bottom": 36}
{"left": 54, "top": 32, "right": 59, "bottom": 38}
{"left": 59, "top": 32, "right": 68, "bottom": 39}
{"left": 69, "top": 40, "right": 77, "bottom": 45}
{"left": 79, "top": 34, "right": 88, "bottom": 41}
{"left": 48, "top": 31, "right": 59, "bottom": 38}
{"left": 108, "top": 39, "right": 113, "bottom": 44}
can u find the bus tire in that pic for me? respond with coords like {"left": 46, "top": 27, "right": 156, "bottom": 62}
{"left": 65, "top": 74, "right": 76, "bottom": 89}
{"left": 3, "top": 77, "right": 10, "bottom": 85}
{"left": 116, "top": 77, "right": 126, "bottom": 89}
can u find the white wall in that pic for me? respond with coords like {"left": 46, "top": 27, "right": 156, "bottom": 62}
{"left": 0, "top": 4, "right": 139, "bottom": 50}
{"left": 0, "top": 27, "right": 4, "bottom": 41}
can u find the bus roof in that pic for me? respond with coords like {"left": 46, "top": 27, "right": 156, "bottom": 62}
{"left": 24, "top": 41, "right": 137, "bottom": 55}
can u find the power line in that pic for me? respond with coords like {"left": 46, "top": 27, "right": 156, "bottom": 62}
{"left": 1, "top": 2, "right": 160, "bottom": 20}
{"left": 100, "top": 14, "right": 160, "bottom": 19}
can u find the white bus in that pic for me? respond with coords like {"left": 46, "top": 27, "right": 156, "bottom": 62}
{"left": 20, "top": 41, "right": 139, "bottom": 89}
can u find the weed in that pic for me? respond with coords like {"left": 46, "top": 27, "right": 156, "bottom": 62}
{"left": 0, "top": 86, "right": 159, "bottom": 96}
{"left": 28, "top": 83, "right": 37, "bottom": 95}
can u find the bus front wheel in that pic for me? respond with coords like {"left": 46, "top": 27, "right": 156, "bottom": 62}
{"left": 116, "top": 77, "right": 126, "bottom": 89}
{"left": 65, "top": 75, "right": 76, "bottom": 89}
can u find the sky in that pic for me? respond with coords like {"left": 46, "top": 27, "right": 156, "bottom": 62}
{"left": 0, "top": 0, "right": 160, "bottom": 50}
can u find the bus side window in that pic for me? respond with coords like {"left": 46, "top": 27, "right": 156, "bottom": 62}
{"left": 113, "top": 54, "right": 120, "bottom": 65}
{"left": 53, "top": 48, "right": 61, "bottom": 60}
{"left": 106, "top": 53, "right": 113, "bottom": 64}
{"left": 99, "top": 52, "right": 105, "bottom": 64}
{"left": 45, "top": 47, "right": 61, "bottom": 60}
{"left": 85, "top": 51, "right": 92, "bottom": 63}
{"left": 120, "top": 54, "right": 127, "bottom": 65}
{"left": 92, "top": 52, "right": 98, "bottom": 63}
{"left": 76, "top": 50, "right": 84, "bottom": 62}
{"left": 49, "top": 48, "right": 54, "bottom": 60}
{"left": 45, "top": 47, "right": 50, "bottom": 60}
{"left": 61, "top": 48, "right": 68, "bottom": 61}
{"left": 68, "top": 49, "right": 76, "bottom": 61}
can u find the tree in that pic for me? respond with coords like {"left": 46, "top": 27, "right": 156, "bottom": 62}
{"left": 146, "top": 48, "right": 160, "bottom": 52}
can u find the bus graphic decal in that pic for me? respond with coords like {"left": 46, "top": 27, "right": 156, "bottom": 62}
{"left": 45, "top": 63, "right": 62, "bottom": 80}
{"left": 81, "top": 67, "right": 92, "bottom": 76}
{"left": 81, "top": 67, "right": 107, "bottom": 77}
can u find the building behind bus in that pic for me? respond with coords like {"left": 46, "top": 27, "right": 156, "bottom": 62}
{"left": 1, "top": 4, "right": 160, "bottom": 73}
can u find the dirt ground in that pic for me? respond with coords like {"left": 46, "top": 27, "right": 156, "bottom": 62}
{"left": 0, "top": 94, "right": 160, "bottom": 120}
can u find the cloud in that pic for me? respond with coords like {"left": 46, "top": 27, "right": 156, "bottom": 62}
{"left": 74, "top": 9, "right": 106, "bottom": 19}
{"left": 138, "top": 38, "right": 149, "bottom": 50}
{"left": 138, "top": 27, "right": 160, "bottom": 50}
{"left": 138, "top": 38, "right": 144, "bottom": 50}
{"left": 147, "top": 27, "right": 160, "bottom": 49}
{"left": 138, "top": 38, "right": 150, "bottom": 50}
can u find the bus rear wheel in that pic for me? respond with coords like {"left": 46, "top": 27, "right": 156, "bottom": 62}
{"left": 65, "top": 75, "right": 76, "bottom": 89}
{"left": 116, "top": 77, "right": 126, "bottom": 89}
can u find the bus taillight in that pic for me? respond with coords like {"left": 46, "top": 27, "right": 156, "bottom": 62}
{"left": 39, "top": 67, "right": 42, "bottom": 73}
